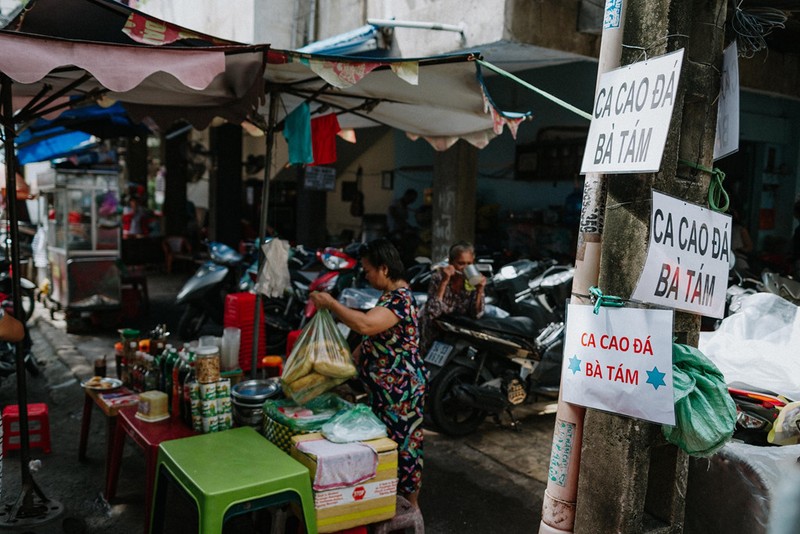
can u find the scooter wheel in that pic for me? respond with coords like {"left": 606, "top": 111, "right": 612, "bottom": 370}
{"left": 177, "top": 305, "right": 206, "bottom": 341}
{"left": 429, "top": 365, "right": 487, "bottom": 436}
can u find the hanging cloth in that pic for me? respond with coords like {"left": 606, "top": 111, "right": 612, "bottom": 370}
{"left": 309, "top": 113, "right": 341, "bottom": 166}
{"left": 283, "top": 103, "right": 313, "bottom": 165}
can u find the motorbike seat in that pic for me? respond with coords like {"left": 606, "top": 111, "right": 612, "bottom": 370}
{"left": 727, "top": 381, "right": 780, "bottom": 397}
{"left": 442, "top": 314, "right": 538, "bottom": 338}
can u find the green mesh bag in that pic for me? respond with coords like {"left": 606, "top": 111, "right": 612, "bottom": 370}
{"left": 662, "top": 343, "right": 737, "bottom": 457}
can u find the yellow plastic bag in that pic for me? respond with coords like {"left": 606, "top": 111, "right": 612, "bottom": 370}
{"left": 281, "top": 309, "right": 356, "bottom": 404}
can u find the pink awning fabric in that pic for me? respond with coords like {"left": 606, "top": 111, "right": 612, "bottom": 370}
{"left": 0, "top": 32, "right": 224, "bottom": 91}
{"left": 0, "top": 31, "right": 267, "bottom": 130}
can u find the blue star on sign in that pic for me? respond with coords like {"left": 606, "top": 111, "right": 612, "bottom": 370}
{"left": 646, "top": 366, "right": 667, "bottom": 390}
{"left": 568, "top": 355, "right": 582, "bottom": 375}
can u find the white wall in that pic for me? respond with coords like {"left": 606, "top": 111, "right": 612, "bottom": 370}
{"left": 314, "top": 0, "right": 506, "bottom": 57}
{"left": 132, "top": 0, "right": 255, "bottom": 43}
{"left": 326, "top": 130, "right": 395, "bottom": 238}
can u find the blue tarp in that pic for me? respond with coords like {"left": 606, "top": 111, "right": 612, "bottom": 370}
{"left": 15, "top": 102, "right": 150, "bottom": 164}
{"left": 297, "top": 25, "right": 387, "bottom": 57}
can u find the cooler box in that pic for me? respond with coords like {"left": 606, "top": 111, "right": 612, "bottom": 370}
{"left": 291, "top": 433, "right": 398, "bottom": 533}
{"left": 224, "top": 292, "right": 267, "bottom": 372}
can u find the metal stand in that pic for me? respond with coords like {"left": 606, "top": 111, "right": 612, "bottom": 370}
{"left": 0, "top": 74, "right": 63, "bottom": 529}
{"left": 0, "top": 478, "right": 64, "bottom": 528}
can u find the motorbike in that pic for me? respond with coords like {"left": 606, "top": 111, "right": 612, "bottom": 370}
{"left": 238, "top": 243, "right": 319, "bottom": 354}
{"left": 0, "top": 245, "right": 36, "bottom": 323}
{"left": 424, "top": 265, "right": 574, "bottom": 436}
{"left": 297, "top": 243, "right": 364, "bottom": 326}
{"left": 175, "top": 241, "right": 251, "bottom": 340}
{"left": 760, "top": 270, "right": 800, "bottom": 306}
{"left": 0, "top": 295, "right": 40, "bottom": 384}
{"left": 727, "top": 381, "right": 794, "bottom": 446}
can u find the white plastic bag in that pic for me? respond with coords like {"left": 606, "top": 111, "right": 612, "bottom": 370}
{"left": 256, "top": 238, "right": 290, "bottom": 298}
{"left": 321, "top": 404, "right": 388, "bottom": 443}
{"left": 699, "top": 293, "right": 800, "bottom": 399}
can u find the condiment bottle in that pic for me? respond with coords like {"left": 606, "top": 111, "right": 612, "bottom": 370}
{"left": 143, "top": 354, "right": 159, "bottom": 391}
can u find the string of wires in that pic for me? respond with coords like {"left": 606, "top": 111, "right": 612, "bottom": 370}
{"left": 731, "top": 1, "right": 788, "bottom": 58}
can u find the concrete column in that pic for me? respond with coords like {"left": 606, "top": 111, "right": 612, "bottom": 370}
{"left": 574, "top": 0, "right": 727, "bottom": 532}
{"left": 125, "top": 136, "right": 149, "bottom": 191}
{"left": 163, "top": 131, "right": 189, "bottom": 237}
{"left": 295, "top": 167, "right": 328, "bottom": 248}
{"left": 209, "top": 124, "right": 243, "bottom": 248}
{"left": 431, "top": 140, "right": 478, "bottom": 260}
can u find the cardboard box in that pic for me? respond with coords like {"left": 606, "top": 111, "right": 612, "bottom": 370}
{"left": 291, "top": 433, "right": 398, "bottom": 533}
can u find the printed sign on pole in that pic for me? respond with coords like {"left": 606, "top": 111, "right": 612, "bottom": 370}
{"left": 631, "top": 190, "right": 731, "bottom": 318}
{"left": 581, "top": 49, "right": 684, "bottom": 175}
{"left": 713, "top": 42, "right": 740, "bottom": 161}
{"left": 561, "top": 304, "right": 675, "bottom": 425}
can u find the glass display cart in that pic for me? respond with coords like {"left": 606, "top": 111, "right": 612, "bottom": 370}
{"left": 38, "top": 168, "right": 122, "bottom": 330}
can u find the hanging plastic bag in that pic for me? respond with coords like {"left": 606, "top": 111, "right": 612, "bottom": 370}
{"left": 768, "top": 401, "right": 800, "bottom": 446}
{"left": 321, "top": 404, "right": 388, "bottom": 443}
{"left": 662, "top": 343, "right": 737, "bottom": 457}
{"left": 281, "top": 309, "right": 357, "bottom": 405}
{"left": 256, "top": 238, "right": 291, "bottom": 298}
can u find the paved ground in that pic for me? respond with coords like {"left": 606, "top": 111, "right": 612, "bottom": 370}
{"left": 0, "top": 271, "right": 554, "bottom": 533}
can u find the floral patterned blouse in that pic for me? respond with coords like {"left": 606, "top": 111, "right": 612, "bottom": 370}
{"left": 358, "top": 286, "right": 426, "bottom": 495}
{"left": 419, "top": 268, "right": 485, "bottom": 354}
{"left": 360, "top": 287, "right": 426, "bottom": 407}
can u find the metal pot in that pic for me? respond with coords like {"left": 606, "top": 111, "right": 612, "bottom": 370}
{"left": 231, "top": 378, "right": 281, "bottom": 428}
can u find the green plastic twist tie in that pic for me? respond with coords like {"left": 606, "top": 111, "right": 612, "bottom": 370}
{"left": 679, "top": 159, "right": 729, "bottom": 213}
{"left": 588, "top": 286, "right": 625, "bottom": 315}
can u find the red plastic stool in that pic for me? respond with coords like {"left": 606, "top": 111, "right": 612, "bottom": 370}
{"left": 2, "top": 403, "right": 52, "bottom": 454}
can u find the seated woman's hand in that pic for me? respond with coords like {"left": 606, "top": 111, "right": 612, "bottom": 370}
{"left": 441, "top": 264, "right": 457, "bottom": 281}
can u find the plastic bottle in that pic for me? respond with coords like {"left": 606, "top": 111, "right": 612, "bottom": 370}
{"left": 182, "top": 355, "right": 198, "bottom": 427}
{"left": 121, "top": 339, "right": 138, "bottom": 387}
{"left": 158, "top": 344, "right": 173, "bottom": 391}
{"left": 143, "top": 354, "right": 159, "bottom": 392}
{"left": 163, "top": 345, "right": 179, "bottom": 406}
{"left": 131, "top": 351, "right": 146, "bottom": 392}
{"left": 171, "top": 352, "right": 186, "bottom": 416}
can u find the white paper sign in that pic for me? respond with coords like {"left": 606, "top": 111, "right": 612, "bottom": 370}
{"left": 561, "top": 304, "right": 675, "bottom": 425}
{"left": 713, "top": 42, "right": 740, "bottom": 160}
{"left": 632, "top": 190, "right": 731, "bottom": 318}
{"left": 581, "top": 49, "right": 684, "bottom": 175}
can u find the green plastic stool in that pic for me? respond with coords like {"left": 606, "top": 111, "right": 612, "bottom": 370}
{"left": 149, "top": 426, "right": 316, "bottom": 533}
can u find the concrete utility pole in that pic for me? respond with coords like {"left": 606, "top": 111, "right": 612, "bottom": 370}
{"left": 431, "top": 140, "right": 479, "bottom": 260}
{"left": 574, "top": 0, "right": 728, "bottom": 532}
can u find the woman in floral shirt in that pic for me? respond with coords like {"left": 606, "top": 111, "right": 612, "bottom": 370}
{"left": 310, "top": 238, "right": 426, "bottom": 507}
{"left": 419, "top": 241, "right": 486, "bottom": 354}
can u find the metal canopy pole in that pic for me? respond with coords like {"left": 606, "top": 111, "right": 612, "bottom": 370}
{"left": 250, "top": 91, "right": 279, "bottom": 379}
{"left": 0, "top": 74, "right": 63, "bottom": 528}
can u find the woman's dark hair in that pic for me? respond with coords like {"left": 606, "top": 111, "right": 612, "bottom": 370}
{"left": 448, "top": 241, "right": 475, "bottom": 263}
{"left": 361, "top": 238, "right": 405, "bottom": 280}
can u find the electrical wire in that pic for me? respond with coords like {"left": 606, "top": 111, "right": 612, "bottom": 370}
{"left": 731, "top": 2, "right": 788, "bottom": 58}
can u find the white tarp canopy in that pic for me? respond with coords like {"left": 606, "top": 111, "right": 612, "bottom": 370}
{"left": 263, "top": 48, "right": 529, "bottom": 151}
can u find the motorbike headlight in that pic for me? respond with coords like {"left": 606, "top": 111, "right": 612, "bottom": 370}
{"left": 321, "top": 253, "right": 349, "bottom": 270}
{"left": 736, "top": 410, "right": 768, "bottom": 430}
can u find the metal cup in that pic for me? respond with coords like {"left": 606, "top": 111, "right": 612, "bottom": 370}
{"left": 463, "top": 264, "right": 482, "bottom": 286}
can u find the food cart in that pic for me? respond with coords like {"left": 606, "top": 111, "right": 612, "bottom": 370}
{"left": 38, "top": 168, "right": 122, "bottom": 331}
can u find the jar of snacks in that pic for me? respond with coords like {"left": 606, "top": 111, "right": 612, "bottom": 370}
{"left": 194, "top": 346, "right": 220, "bottom": 384}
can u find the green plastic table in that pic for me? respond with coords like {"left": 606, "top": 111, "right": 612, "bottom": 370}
{"left": 149, "top": 426, "right": 316, "bottom": 534}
